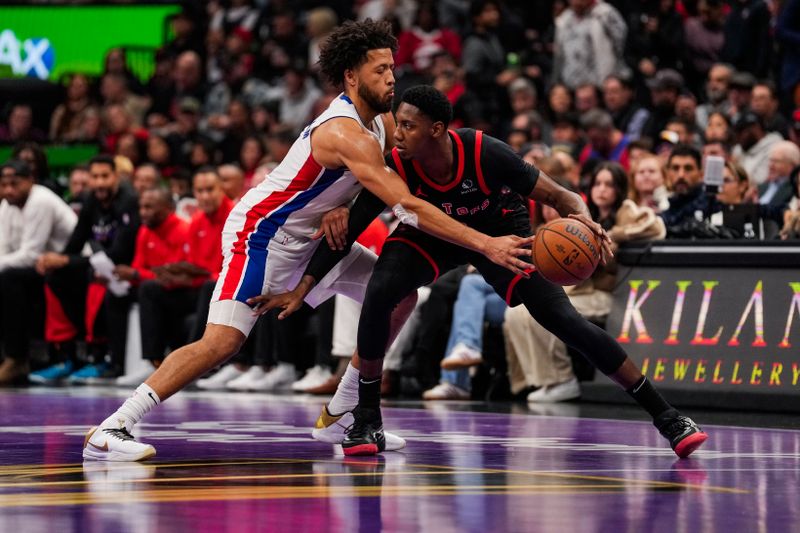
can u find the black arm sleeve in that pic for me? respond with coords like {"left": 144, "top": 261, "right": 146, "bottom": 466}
{"left": 304, "top": 189, "right": 387, "bottom": 282}
{"left": 480, "top": 133, "right": 539, "bottom": 197}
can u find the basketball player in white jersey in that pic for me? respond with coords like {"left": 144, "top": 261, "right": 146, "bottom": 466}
{"left": 82, "top": 19, "right": 534, "bottom": 461}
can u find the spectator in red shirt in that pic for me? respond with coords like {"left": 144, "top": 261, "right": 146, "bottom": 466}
{"left": 113, "top": 187, "right": 190, "bottom": 380}
{"left": 116, "top": 169, "right": 233, "bottom": 384}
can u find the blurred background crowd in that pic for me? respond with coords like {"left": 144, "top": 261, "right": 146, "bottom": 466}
{"left": 1, "top": 0, "right": 800, "bottom": 405}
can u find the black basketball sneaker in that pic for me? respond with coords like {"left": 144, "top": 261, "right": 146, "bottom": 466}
{"left": 342, "top": 406, "right": 386, "bottom": 456}
{"left": 655, "top": 413, "right": 708, "bottom": 458}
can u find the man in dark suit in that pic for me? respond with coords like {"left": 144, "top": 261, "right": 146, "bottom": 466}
{"left": 759, "top": 141, "right": 800, "bottom": 209}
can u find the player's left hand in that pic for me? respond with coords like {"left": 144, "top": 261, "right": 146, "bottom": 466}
{"left": 312, "top": 206, "right": 350, "bottom": 250}
{"left": 482, "top": 235, "right": 536, "bottom": 277}
{"left": 247, "top": 280, "right": 310, "bottom": 320}
{"left": 568, "top": 213, "right": 613, "bottom": 264}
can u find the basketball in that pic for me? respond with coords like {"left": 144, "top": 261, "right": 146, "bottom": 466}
{"left": 533, "top": 218, "right": 601, "bottom": 285}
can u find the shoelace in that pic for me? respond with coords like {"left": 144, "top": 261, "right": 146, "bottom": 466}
{"left": 103, "top": 428, "right": 135, "bottom": 441}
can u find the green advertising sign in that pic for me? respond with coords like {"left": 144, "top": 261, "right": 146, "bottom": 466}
{"left": 0, "top": 4, "right": 180, "bottom": 82}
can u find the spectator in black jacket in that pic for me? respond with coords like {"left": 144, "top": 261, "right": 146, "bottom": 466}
{"left": 33, "top": 155, "right": 140, "bottom": 384}
{"left": 660, "top": 144, "right": 712, "bottom": 229}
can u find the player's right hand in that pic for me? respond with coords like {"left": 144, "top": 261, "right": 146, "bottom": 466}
{"left": 482, "top": 235, "right": 535, "bottom": 277}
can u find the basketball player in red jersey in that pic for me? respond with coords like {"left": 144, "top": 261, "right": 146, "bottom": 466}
{"left": 255, "top": 86, "right": 708, "bottom": 459}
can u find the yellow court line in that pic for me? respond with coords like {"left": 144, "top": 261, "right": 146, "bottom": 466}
{"left": 0, "top": 484, "right": 699, "bottom": 508}
{"left": 0, "top": 469, "right": 516, "bottom": 488}
{"left": 0, "top": 458, "right": 748, "bottom": 495}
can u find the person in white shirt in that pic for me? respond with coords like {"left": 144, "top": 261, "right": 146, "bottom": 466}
{"left": 0, "top": 160, "right": 77, "bottom": 384}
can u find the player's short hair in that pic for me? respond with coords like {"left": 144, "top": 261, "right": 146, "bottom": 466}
{"left": 401, "top": 85, "right": 453, "bottom": 127}
{"left": 317, "top": 19, "right": 397, "bottom": 87}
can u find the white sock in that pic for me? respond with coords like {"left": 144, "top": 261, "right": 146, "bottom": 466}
{"left": 101, "top": 383, "right": 161, "bottom": 432}
{"left": 327, "top": 362, "right": 360, "bottom": 415}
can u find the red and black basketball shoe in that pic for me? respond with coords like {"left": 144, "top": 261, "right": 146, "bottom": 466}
{"left": 342, "top": 406, "right": 386, "bottom": 456}
{"left": 656, "top": 413, "right": 708, "bottom": 458}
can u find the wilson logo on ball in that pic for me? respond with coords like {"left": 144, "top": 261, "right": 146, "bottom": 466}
{"left": 533, "top": 218, "right": 601, "bottom": 286}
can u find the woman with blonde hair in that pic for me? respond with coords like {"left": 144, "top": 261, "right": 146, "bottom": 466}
{"left": 628, "top": 154, "right": 669, "bottom": 213}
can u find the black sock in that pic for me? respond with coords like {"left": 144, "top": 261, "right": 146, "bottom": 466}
{"left": 626, "top": 376, "right": 676, "bottom": 420}
{"left": 358, "top": 374, "right": 382, "bottom": 414}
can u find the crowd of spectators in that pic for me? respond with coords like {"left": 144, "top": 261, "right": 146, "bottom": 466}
{"left": 1, "top": 0, "right": 800, "bottom": 403}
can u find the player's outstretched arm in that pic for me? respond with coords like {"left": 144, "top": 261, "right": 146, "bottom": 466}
{"left": 530, "top": 171, "right": 613, "bottom": 261}
{"left": 314, "top": 120, "right": 533, "bottom": 276}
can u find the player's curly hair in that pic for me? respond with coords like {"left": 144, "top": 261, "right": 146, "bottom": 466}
{"left": 401, "top": 85, "right": 453, "bottom": 127}
{"left": 317, "top": 19, "right": 397, "bottom": 87}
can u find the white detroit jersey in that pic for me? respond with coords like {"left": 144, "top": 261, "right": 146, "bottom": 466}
{"left": 207, "top": 94, "right": 387, "bottom": 335}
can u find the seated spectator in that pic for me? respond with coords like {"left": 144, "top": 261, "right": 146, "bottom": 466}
{"left": 751, "top": 81, "right": 790, "bottom": 138}
{"left": 710, "top": 156, "right": 785, "bottom": 237}
{"left": 113, "top": 187, "right": 196, "bottom": 385}
{"left": 146, "top": 134, "right": 178, "bottom": 178}
{"left": 602, "top": 74, "right": 649, "bottom": 141}
{"left": 664, "top": 117, "right": 699, "bottom": 147}
{"left": 660, "top": 144, "right": 709, "bottom": 229}
{"left": 641, "top": 69, "right": 684, "bottom": 144}
{"left": 759, "top": 141, "right": 800, "bottom": 208}
{"left": 13, "top": 142, "right": 58, "bottom": 198}
{"left": 116, "top": 132, "right": 146, "bottom": 167}
{"left": 103, "top": 104, "right": 147, "bottom": 155}
{"left": 575, "top": 83, "right": 601, "bottom": 114}
{"left": 272, "top": 61, "right": 322, "bottom": 136}
{"left": 727, "top": 71, "right": 756, "bottom": 122}
{"left": 578, "top": 109, "right": 631, "bottom": 169}
{"left": 546, "top": 83, "right": 573, "bottom": 120}
{"left": 240, "top": 135, "right": 267, "bottom": 188}
{"left": 0, "top": 104, "right": 46, "bottom": 144}
{"left": 103, "top": 48, "right": 146, "bottom": 96}
{"left": 65, "top": 164, "right": 90, "bottom": 214}
{"left": 218, "top": 163, "right": 245, "bottom": 201}
{"left": 50, "top": 74, "right": 99, "bottom": 142}
{"left": 133, "top": 163, "right": 162, "bottom": 197}
{"left": 703, "top": 139, "right": 733, "bottom": 161}
{"left": 33, "top": 155, "right": 139, "bottom": 383}
{"left": 732, "top": 111, "right": 784, "bottom": 185}
{"left": 100, "top": 73, "right": 150, "bottom": 127}
{"left": 0, "top": 160, "right": 77, "bottom": 385}
{"left": 629, "top": 154, "right": 669, "bottom": 212}
{"left": 705, "top": 110, "right": 734, "bottom": 143}
{"left": 627, "top": 138, "right": 654, "bottom": 167}
{"left": 508, "top": 78, "right": 538, "bottom": 117}
{"left": 551, "top": 112, "right": 582, "bottom": 159}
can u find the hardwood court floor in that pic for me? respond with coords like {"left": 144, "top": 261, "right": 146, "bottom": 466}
{"left": 0, "top": 387, "right": 797, "bottom": 532}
